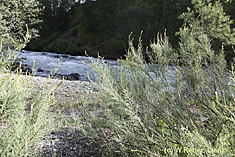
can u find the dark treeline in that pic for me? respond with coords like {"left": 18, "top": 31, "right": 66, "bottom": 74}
{"left": 26, "top": 0, "right": 235, "bottom": 60}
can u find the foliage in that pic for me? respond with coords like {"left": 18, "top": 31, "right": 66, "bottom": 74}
{"left": 0, "top": 1, "right": 57, "bottom": 155}
{"left": 178, "top": 0, "right": 235, "bottom": 60}
{"left": 0, "top": 41, "right": 57, "bottom": 156}
{"left": 0, "top": 0, "right": 41, "bottom": 49}
{"left": 26, "top": 0, "right": 235, "bottom": 60}
{"left": 0, "top": 73, "right": 56, "bottom": 156}
{"left": 78, "top": 0, "right": 235, "bottom": 156}
{"left": 27, "top": 0, "right": 192, "bottom": 59}
{"left": 223, "top": 0, "right": 235, "bottom": 30}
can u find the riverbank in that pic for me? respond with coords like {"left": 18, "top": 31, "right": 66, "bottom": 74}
{"left": 0, "top": 72, "right": 99, "bottom": 106}
{"left": 27, "top": 74, "right": 99, "bottom": 105}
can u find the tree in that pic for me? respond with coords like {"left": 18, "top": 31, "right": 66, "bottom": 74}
{"left": 0, "top": 0, "right": 41, "bottom": 49}
{"left": 179, "top": 0, "right": 235, "bottom": 59}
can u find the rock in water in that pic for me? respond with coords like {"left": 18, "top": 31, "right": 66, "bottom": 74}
{"left": 53, "top": 73, "right": 81, "bottom": 81}
{"left": 38, "top": 68, "right": 44, "bottom": 72}
{"left": 66, "top": 73, "right": 80, "bottom": 81}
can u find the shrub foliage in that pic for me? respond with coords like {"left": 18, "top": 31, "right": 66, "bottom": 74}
{"left": 0, "top": 1, "right": 56, "bottom": 155}
{"left": 0, "top": 38, "right": 56, "bottom": 156}
{"left": 0, "top": 0, "right": 41, "bottom": 49}
{"left": 79, "top": 0, "right": 235, "bottom": 156}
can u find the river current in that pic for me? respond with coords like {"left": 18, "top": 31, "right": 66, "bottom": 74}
{"left": 17, "top": 50, "right": 118, "bottom": 81}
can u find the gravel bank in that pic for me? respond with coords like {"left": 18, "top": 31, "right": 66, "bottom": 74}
{"left": 26, "top": 75, "right": 99, "bottom": 105}
{"left": 0, "top": 72, "right": 99, "bottom": 106}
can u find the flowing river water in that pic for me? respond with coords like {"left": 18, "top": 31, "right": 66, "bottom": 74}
{"left": 17, "top": 50, "right": 118, "bottom": 81}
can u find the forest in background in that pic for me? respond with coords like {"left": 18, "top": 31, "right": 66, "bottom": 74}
{"left": 26, "top": 0, "right": 235, "bottom": 60}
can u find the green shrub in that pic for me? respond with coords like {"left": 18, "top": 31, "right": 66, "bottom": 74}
{"left": 0, "top": 72, "right": 56, "bottom": 156}
{"left": 0, "top": 0, "right": 41, "bottom": 49}
{"left": 0, "top": 37, "right": 57, "bottom": 157}
{"left": 0, "top": 1, "right": 57, "bottom": 156}
{"left": 78, "top": 0, "right": 235, "bottom": 156}
{"left": 80, "top": 30, "right": 235, "bottom": 157}
{"left": 178, "top": 0, "right": 235, "bottom": 61}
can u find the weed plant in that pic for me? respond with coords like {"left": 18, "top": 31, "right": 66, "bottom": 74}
{"left": 79, "top": 1, "right": 235, "bottom": 156}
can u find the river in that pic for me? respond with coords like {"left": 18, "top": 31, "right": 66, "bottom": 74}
{"left": 17, "top": 50, "right": 118, "bottom": 81}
